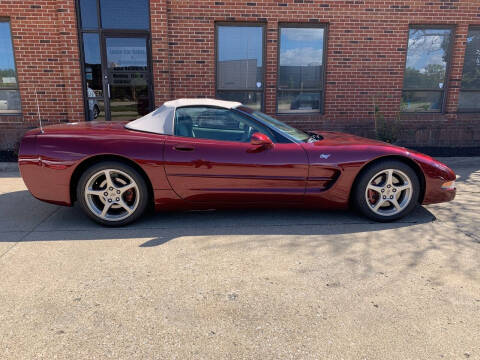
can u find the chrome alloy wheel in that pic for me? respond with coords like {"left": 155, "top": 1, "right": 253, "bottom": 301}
{"left": 84, "top": 169, "right": 140, "bottom": 222}
{"left": 364, "top": 168, "right": 413, "bottom": 217}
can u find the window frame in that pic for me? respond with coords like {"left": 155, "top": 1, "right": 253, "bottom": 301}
{"left": 401, "top": 24, "right": 455, "bottom": 114}
{"left": 458, "top": 25, "right": 480, "bottom": 113}
{"left": 214, "top": 22, "right": 267, "bottom": 112}
{"left": 173, "top": 105, "right": 280, "bottom": 143}
{"left": 74, "top": 0, "right": 154, "bottom": 121}
{"left": 276, "top": 22, "right": 328, "bottom": 115}
{"left": 0, "top": 18, "right": 22, "bottom": 115}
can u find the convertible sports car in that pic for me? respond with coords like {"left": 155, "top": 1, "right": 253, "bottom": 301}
{"left": 18, "top": 98, "right": 456, "bottom": 226}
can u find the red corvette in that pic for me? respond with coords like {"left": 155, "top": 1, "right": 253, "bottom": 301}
{"left": 18, "top": 99, "right": 456, "bottom": 226}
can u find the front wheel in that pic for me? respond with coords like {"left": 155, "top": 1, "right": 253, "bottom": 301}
{"left": 354, "top": 160, "right": 420, "bottom": 222}
{"left": 77, "top": 161, "right": 149, "bottom": 226}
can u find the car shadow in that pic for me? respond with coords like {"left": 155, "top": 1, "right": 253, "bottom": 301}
{"left": 0, "top": 189, "right": 436, "bottom": 248}
{"left": 3, "top": 189, "right": 479, "bottom": 283}
{"left": 2, "top": 158, "right": 479, "bottom": 284}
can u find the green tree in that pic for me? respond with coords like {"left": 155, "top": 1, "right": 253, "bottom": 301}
{"left": 461, "top": 31, "right": 480, "bottom": 90}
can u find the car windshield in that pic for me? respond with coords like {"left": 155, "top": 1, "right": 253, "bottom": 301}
{"left": 237, "top": 106, "right": 312, "bottom": 142}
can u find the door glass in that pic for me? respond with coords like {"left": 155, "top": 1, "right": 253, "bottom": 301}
{"left": 105, "top": 37, "right": 151, "bottom": 121}
{"left": 83, "top": 34, "right": 102, "bottom": 92}
{"left": 82, "top": 33, "right": 105, "bottom": 120}
{"left": 174, "top": 107, "right": 273, "bottom": 142}
{"left": 106, "top": 37, "right": 147, "bottom": 70}
{"left": 90, "top": 98, "right": 106, "bottom": 121}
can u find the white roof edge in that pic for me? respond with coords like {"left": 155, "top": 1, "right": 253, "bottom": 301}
{"left": 125, "top": 98, "right": 243, "bottom": 135}
{"left": 162, "top": 98, "right": 242, "bottom": 109}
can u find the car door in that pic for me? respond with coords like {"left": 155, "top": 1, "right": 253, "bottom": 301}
{"left": 163, "top": 106, "right": 308, "bottom": 204}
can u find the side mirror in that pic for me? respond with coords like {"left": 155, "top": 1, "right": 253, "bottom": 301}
{"left": 250, "top": 132, "right": 273, "bottom": 147}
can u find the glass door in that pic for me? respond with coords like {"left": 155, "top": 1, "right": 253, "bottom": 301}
{"left": 77, "top": 0, "right": 153, "bottom": 121}
{"left": 103, "top": 34, "right": 153, "bottom": 121}
{"left": 82, "top": 33, "right": 106, "bottom": 121}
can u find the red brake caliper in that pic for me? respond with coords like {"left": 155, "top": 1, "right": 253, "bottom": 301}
{"left": 368, "top": 187, "right": 379, "bottom": 205}
{"left": 124, "top": 189, "right": 134, "bottom": 203}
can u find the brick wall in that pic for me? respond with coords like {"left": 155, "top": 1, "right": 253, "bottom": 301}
{"left": 164, "top": 0, "right": 480, "bottom": 147}
{"left": 0, "top": 0, "right": 84, "bottom": 150}
{"left": 1, "top": 0, "right": 480, "bottom": 151}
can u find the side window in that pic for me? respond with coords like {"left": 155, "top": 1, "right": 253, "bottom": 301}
{"left": 458, "top": 27, "right": 480, "bottom": 112}
{"left": 401, "top": 27, "right": 452, "bottom": 113}
{"left": 216, "top": 25, "right": 264, "bottom": 111}
{"left": 0, "top": 20, "right": 21, "bottom": 114}
{"left": 174, "top": 106, "right": 275, "bottom": 142}
{"left": 277, "top": 25, "right": 326, "bottom": 114}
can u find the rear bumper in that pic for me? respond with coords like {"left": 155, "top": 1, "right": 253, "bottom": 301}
{"left": 19, "top": 158, "right": 72, "bottom": 206}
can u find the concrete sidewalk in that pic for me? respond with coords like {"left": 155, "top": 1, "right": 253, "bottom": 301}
{"left": 0, "top": 158, "right": 479, "bottom": 359}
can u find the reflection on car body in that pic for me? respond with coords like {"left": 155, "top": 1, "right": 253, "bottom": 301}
{"left": 18, "top": 98, "right": 456, "bottom": 226}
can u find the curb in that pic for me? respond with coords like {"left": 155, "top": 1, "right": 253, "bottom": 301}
{"left": 0, "top": 162, "right": 19, "bottom": 172}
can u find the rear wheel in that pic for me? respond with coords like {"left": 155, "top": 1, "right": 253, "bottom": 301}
{"left": 354, "top": 160, "right": 420, "bottom": 222}
{"left": 93, "top": 105, "right": 100, "bottom": 119}
{"left": 77, "top": 161, "right": 148, "bottom": 226}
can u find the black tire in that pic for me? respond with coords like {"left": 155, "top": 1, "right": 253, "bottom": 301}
{"left": 77, "top": 161, "right": 149, "bottom": 226}
{"left": 353, "top": 160, "right": 420, "bottom": 222}
{"left": 93, "top": 105, "right": 99, "bottom": 119}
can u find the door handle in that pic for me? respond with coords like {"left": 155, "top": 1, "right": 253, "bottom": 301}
{"left": 173, "top": 145, "right": 194, "bottom": 152}
{"left": 107, "top": 83, "right": 111, "bottom": 98}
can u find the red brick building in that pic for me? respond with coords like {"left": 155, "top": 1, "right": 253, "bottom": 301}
{"left": 0, "top": 0, "right": 479, "bottom": 155}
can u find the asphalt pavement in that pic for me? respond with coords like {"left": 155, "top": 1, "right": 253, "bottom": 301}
{"left": 0, "top": 158, "right": 479, "bottom": 359}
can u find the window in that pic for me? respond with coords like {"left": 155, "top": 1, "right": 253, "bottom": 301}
{"left": 79, "top": 0, "right": 150, "bottom": 30}
{"left": 100, "top": 0, "right": 149, "bottom": 30}
{"left": 79, "top": 0, "right": 98, "bottom": 30}
{"left": 82, "top": 33, "right": 104, "bottom": 120}
{"left": 174, "top": 106, "right": 274, "bottom": 142}
{"left": 401, "top": 27, "right": 452, "bottom": 112}
{"left": 458, "top": 27, "right": 480, "bottom": 112}
{"left": 216, "top": 24, "right": 264, "bottom": 111}
{"left": 0, "top": 20, "right": 21, "bottom": 114}
{"left": 277, "top": 25, "right": 326, "bottom": 113}
{"left": 77, "top": 0, "right": 152, "bottom": 121}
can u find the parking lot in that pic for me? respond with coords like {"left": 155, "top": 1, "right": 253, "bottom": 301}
{"left": 1, "top": 158, "right": 479, "bottom": 359}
